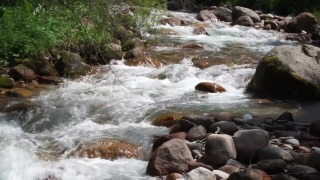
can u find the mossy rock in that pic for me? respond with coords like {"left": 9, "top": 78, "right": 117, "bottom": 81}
{"left": 247, "top": 45, "right": 320, "bottom": 100}
{"left": 0, "top": 76, "right": 14, "bottom": 88}
{"left": 55, "top": 51, "right": 92, "bottom": 78}
{"left": 122, "top": 38, "right": 145, "bottom": 52}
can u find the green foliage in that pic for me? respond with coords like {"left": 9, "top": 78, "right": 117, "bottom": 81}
{"left": 0, "top": 0, "right": 165, "bottom": 66}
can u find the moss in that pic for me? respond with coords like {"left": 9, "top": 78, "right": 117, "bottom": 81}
{"left": 0, "top": 76, "right": 14, "bottom": 88}
{"left": 262, "top": 56, "right": 290, "bottom": 72}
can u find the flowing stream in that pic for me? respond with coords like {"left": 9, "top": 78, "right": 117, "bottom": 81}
{"left": 1, "top": 11, "right": 320, "bottom": 180}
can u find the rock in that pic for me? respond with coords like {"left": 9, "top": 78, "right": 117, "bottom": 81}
{"left": 287, "top": 12, "right": 318, "bottom": 34}
{"left": 167, "top": 173, "right": 183, "bottom": 180}
{"left": 264, "top": 20, "right": 278, "bottom": 30}
{"left": 213, "top": 7, "right": 232, "bottom": 22}
{"left": 274, "top": 131, "right": 301, "bottom": 139}
{"left": 184, "top": 167, "right": 216, "bottom": 180}
{"left": 204, "top": 134, "right": 237, "bottom": 165}
{"left": 146, "top": 139, "right": 193, "bottom": 176}
{"left": 180, "top": 115, "right": 215, "bottom": 130}
{"left": 287, "top": 165, "right": 319, "bottom": 180}
{"left": 193, "top": 60, "right": 211, "bottom": 69}
{"left": 1, "top": 100, "right": 37, "bottom": 113}
{"left": 284, "top": 139, "right": 300, "bottom": 146}
{"left": 219, "top": 165, "right": 239, "bottom": 174}
{"left": 152, "top": 113, "right": 182, "bottom": 127}
{"left": 243, "top": 114, "right": 253, "bottom": 121}
{"left": 215, "top": 112, "right": 234, "bottom": 122}
{"left": 55, "top": 51, "right": 92, "bottom": 78}
{"left": 247, "top": 45, "right": 320, "bottom": 100}
{"left": 258, "top": 145, "right": 294, "bottom": 162}
{"left": 8, "top": 64, "right": 36, "bottom": 83}
{"left": 103, "top": 43, "right": 123, "bottom": 60}
{"left": 188, "top": 161, "right": 213, "bottom": 171}
{"left": 197, "top": 10, "right": 218, "bottom": 21}
{"left": 227, "top": 168, "right": 270, "bottom": 180}
{"left": 271, "top": 174, "right": 298, "bottom": 180}
{"left": 123, "top": 47, "right": 144, "bottom": 60}
{"left": 213, "top": 170, "right": 230, "bottom": 179}
{"left": 226, "top": 159, "right": 246, "bottom": 168}
{"left": 37, "top": 76, "right": 62, "bottom": 85}
{"left": 195, "top": 82, "right": 226, "bottom": 93}
{"left": 231, "top": 16, "right": 254, "bottom": 27}
{"left": 182, "top": 43, "right": 203, "bottom": 49}
{"left": 187, "top": 125, "right": 207, "bottom": 142}
{"left": 209, "top": 121, "right": 239, "bottom": 135}
{"left": 310, "top": 120, "right": 320, "bottom": 137}
{"left": 9, "top": 88, "right": 33, "bottom": 98}
{"left": 152, "top": 132, "right": 187, "bottom": 152}
{"left": 251, "top": 159, "right": 287, "bottom": 174}
{"left": 309, "top": 148, "right": 320, "bottom": 170}
{"left": 0, "top": 76, "right": 14, "bottom": 88}
{"left": 259, "top": 14, "right": 274, "bottom": 20}
{"left": 232, "top": 6, "right": 261, "bottom": 23}
{"left": 157, "top": 28, "right": 180, "bottom": 35}
{"left": 70, "top": 138, "right": 140, "bottom": 160}
{"left": 277, "top": 111, "right": 294, "bottom": 121}
{"left": 160, "top": 17, "right": 187, "bottom": 26}
{"left": 263, "top": 24, "right": 272, "bottom": 30}
{"left": 233, "top": 129, "right": 269, "bottom": 162}
{"left": 193, "top": 27, "right": 209, "bottom": 35}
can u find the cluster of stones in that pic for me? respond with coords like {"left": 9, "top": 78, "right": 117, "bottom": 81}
{"left": 160, "top": 5, "right": 320, "bottom": 45}
{"left": 147, "top": 111, "right": 320, "bottom": 179}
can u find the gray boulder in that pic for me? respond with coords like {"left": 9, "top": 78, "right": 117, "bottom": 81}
{"left": 209, "top": 121, "right": 239, "bottom": 135}
{"left": 258, "top": 145, "right": 294, "bottom": 163}
{"left": 184, "top": 167, "right": 216, "bottom": 180}
{"left": 233, "top": 129, "right": 269, "bottom": 162}
{"left": 187, "top": 125, "right": 207, "bottom": 142}
{"left": 287, "top": 12, "right": 318, "bottom": 33}
{"left": 232, "top": 6, "right": 261, "bottom": 23}
{"left": 197, "top": 10, "right": 217, "bottom": 21}
{"left": 287, "top": 165, "right": 319, "bottom": 180}
{"left": 231, "top": 16, "right": 254, "bottom": 27}
{"left": 146, "top": 139, "right": 193, "bottom": 176}
{"left": 251, "top": 159, "right": 287, "bottom": 174}
{"left": 213, "top": 7, "right": 232, "bottom": 22}
{"left": 204, "top": 134, "right": 237, "bottom": 165}
{"left": 247, "top": 44, "right": 320, "bottom": 100}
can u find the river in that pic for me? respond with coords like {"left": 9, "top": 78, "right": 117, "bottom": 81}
{"left": 1, "top": 11, "right": 320, "bottom": 180}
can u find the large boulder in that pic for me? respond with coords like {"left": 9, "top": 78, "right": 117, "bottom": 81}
{"left": 257, "top": 145, "right": 294, "bottom": 163}
{"left": 146, "top": 139, "right": 193, "bottom": 176}
{"left": 247, "top": 45, "right": 320, "bottom": 100}
{"left": 152, "top": 132, "right": 187, "bottom": 152}
{"left": 209, "top": 121, "right": 239, "bottom": 135}
{"left": 232, "top": 6, "right": 261, "bottom": 23}
{"left": 195, "top": 82, "right": 226, "bottom": 93}
{"left": 8, "top": 64, "right": 37, "bottom": 83}
{"left": 233, "top": 129, "right": 269, "bottom": 162}
{"left": 287, "top": 12, "right": 318, "bottom": 34}
{"left": 213, "top": 7, "right": 232, "bottom": 22}
{"left": 231, "top": 16, "right": 254, "bottom": 27}
{"left": 55, "top": 51, "right": 92, "bottom": 78}
{"left": 197, "top": 10, "right": 218, "bottom": 21}
{"left": 204, "top": 134, "right": 237, "bottom": 165}
{"left": 187, "top": 125, "right": 207, "bottom": 142}
{"left": 69, "top": 138, "right": 140, "bottom": 160}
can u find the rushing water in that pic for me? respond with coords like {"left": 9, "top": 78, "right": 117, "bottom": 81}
{"left": 0, "top": 11, "right": 319, "bottom": 180}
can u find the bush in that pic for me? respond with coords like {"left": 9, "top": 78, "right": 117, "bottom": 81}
{"left": 0, "top": 0, "right": 165, "bottom": 66}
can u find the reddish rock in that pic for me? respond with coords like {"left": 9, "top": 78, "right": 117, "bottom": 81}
{"left": 8, "top": 64, "right": 37, "bottom": 83}
{"left": 195, "top": 82, "right": 226, "bottom": 93}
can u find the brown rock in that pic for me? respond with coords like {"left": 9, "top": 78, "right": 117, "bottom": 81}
{"left": 193, "top": 60, "right": 211, "bottom": 69}
{"left": 219, "top": 165, "right": 239, "bottom": 174}
{"left": 182, "top": 43, "right": 203, "bottom": 49}
{"left": 37, "top": 76, "right": 62, "bottom": 85}
{"left": 70, "top": 138, "right": 140, "bottom": 160}
{"left": 227, "top": 168, "right": 270, "bottom": 180}
{"left": 152, "top": 132, "right": 187, "bottom": 152}
{"left": 8, "top": 64, "right": 37, "bottom": 83}
{"left": 197, "top": 10, "right": 217, "bottom": 21}
{"left": 193, "top": 27, "right": 209, "bottom": 35}
{"left": 195, "top": 82, "right": 226, "bottom": 93}
{"left": 160, "top": 17, "right": 187, "bottom": 26}
{"left": 157, "top": 28, "right": 180, "bottom": 35}
{"left": 152, "top": 113, "right": 182, "bottom": 127}
{"left": 167, "top": 173, "right": 183, "bottom": 180}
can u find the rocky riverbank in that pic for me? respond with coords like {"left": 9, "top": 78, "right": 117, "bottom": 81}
{"left": 147, "top": 111, "right": 320, "bottom": 180}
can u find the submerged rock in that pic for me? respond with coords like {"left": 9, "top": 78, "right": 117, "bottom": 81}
{"left": 70, "top": 138, "right": 140, "bottom": 160}
{"left": 160, "top": 17, "right": 187, "bottom": 26}
{"left": 247, "top": 44, "right": 320, "bottom": 100}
